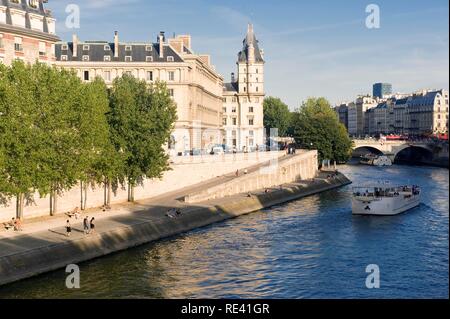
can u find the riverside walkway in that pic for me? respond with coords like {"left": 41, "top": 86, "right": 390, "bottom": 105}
{"left": 0, "top": 153, "right": 285, "bottom": 246}
{"left": 0, "top": 152, "right": 351, "bottom": 286}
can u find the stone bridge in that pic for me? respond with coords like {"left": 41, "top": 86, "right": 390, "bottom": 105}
{"left": 352, "top": 139, "right": 437, "bottom": 162}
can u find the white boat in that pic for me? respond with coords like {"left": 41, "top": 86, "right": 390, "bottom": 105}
{"left": 360, "top": 154, "right": 392, "bottom": 167}
{"left": 352, "top": 183, "right": 421, "bottom": 216}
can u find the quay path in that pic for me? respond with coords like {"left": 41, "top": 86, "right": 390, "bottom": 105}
{"left": 0, "top": 153, "right": 351, "bottom": 286}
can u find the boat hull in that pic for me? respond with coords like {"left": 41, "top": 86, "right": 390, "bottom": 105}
{"left": 352, "top": 194, "right": 420, "bottom": 216}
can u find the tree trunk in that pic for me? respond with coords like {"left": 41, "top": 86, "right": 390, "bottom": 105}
{"left": 49, "top": 190, "right": 57, "bottom": 216}
{"left": 80, "top": 181, "right": 84, "bottom": 210}
{"left": 107, "top": 180, "right": 111, "bottom": 206}
{"left": 103, "top": 179, "right": 107, "bottom": 206}
{"left": 83, "top": 183, "right": 87, "bottom": 210}
{"left": 49, "top": 192, "right": 53, "bottom": 216}
{"left": 16, "top": 193, "right": 24, "bottom": 220}
{"left": 53, "top": 192, "right": 58, "bottom": 215}
{"left": 128, "top": 180, "right": 134, "bottom": 202}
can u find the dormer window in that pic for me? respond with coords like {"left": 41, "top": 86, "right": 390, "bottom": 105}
{"left": 82, "top": 55, "right": 90, "bottom": 62}
{"left": 167, "top": 56, "right": 174, "bottom": 62}
{"left": 145, "top": 45, "right": 153, "bottom": 52}
{"left": 61, "top": 44, "right": 69, "bottom": 51}
{"left": 83, "top": 44, "right": 90, "bottom": 51}
{"left": 125, "top": 56, "right": 132, "bottom": 62}
{"left": 104, "top": 45, "right": 111, "bottom": 51}
{"left": 125, "top": 45, "right": 132, "bottom": 51}
{"left": 146, "top": 56, "right": 153, "bottom": 62}
{"left": 104, "top": 56, "right": 111, "bottom": 62}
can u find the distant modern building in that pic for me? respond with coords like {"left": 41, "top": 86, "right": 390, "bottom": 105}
{"left": 222, "top": 24, "right": 265, "bottom": 151}
{"left": 0, "top": 0, "right": 59, "bottom": 65}
{"left": 373, "top": 83, "right": 393, "bottom": 99}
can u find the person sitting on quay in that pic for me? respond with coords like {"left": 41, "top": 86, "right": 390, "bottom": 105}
{"left": 3, "top": 218, "right": 15, "bottom": 231}
{"left": 14, "top": 218, "right": 23, "bottom": 232}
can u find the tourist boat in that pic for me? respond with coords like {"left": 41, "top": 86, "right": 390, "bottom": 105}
{"left": 352, "top": 183, "right": 421, "bottom": 216}
{"left": 360, "top": 154, "right": 393, "bottom": 167}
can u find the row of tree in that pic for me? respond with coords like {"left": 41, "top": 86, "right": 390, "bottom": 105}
{"left": 263, "top": 96, "right": 353, "bottom": 163}
{"left": 0, "top": 61, "right": 177, "bottom": 218}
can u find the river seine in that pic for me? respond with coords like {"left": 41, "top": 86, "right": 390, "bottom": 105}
{"left": 0, "top": 164, "right": 448, "bottom": 299}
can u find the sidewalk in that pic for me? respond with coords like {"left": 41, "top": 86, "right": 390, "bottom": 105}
{"left": 0, "top": 153, "right": 290, "bottom": 250}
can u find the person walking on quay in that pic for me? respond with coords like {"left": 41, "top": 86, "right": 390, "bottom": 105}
{"left": 83, "top": 216, "right": 90, "bottom": 234}
{"left": 66, "top": 220, "right": 72, "bottom": 237}
{"left": 90, "top": 217, "right": 96, "bottom": 234}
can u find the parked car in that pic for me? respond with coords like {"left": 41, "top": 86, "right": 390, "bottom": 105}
{"left": 211, "top": 146, "right": 225, "bottom": 155}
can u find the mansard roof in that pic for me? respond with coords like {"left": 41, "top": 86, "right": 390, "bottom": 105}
{"left": 409, "top": 91, "right": 442, "bottom": 107}
{"left": 0, "top": 0, "right": 58, "bottom": 39}
{"left": 1, "top": 0, "right": 52, "bottom": 17}
{"left": 223, "top": 82, "right": 238, "bottom": 93}
{"left": 55, "top": 42, "right": 184, "bottom": 63}
{"left": 238, "top": 24, "right": 264, "bottom": 63}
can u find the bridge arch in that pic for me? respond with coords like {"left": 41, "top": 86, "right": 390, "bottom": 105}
{"left": 394, "top": 145, "right": 434, "bottom": 164}
{"left": 352, "top": 146, "right": 385, "bottom": 157}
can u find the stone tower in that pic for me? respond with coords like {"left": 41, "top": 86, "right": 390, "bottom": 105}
{"left": 222, "top": 24, "right": 265, "bottom": 151}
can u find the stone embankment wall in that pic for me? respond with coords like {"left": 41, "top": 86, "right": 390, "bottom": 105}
{"left": 185, "top": 150, "right": 319, "bottom": 203}
{"left": 0, "top": 172, "right": 351, "bottom": 287}
{"left": 0, "top": 151, "right": 286, "bottom": 222}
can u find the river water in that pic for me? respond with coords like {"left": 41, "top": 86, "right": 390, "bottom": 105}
{"left": 0, "top": 164, "right": 448, "bottom": 299}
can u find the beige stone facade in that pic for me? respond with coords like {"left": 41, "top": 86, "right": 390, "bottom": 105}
{"left": 222, "top": 24, "right": 265, "bottom": 151}
{"left": 55, "top": 31, "right": 225, "bottom": 154}
{"left": 0, "top": 0, "right": 58, "bottom": 65}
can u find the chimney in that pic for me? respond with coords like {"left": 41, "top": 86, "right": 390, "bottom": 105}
{"left": 158, "top": 31, "right": 165, "bottom": 58}
{"left": 72, "top": 34, "right": 78, "bottom": 57}
{"left": 114, "top": 31, "right": 119, "bottom": 58}
{"left": 177, "top": 35, "right": 192, "bottom": 51}
{"left": 231, "top": 72, "right": 235, "bottom": 83}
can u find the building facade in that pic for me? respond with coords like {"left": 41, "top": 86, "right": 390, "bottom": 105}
{"left": 406, "top": 89, "right": 449, "bottom": 136}
{"left": 55, "top": 31, "right": 225, "bottom": 154}
{"left": 335, "top": 102, "right": 350, "bottom": 130}
{"left": 347, "top": 95, "right": 378, "bottom": 137}
{"left": 373, "top": 82, "right": 392, "bottom": 99}
{"left": 345, "top": 89, "right": 449, "bottom": 137}
{"left": 222, "top": 24, "right": 265, "bottom": 151}
{"left": 0, "top": 0, "right": 58, "bottom": 65}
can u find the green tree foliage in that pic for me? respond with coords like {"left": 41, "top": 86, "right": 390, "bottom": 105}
{"left": 0, "top": 62, "right": 177, "bottom": 216}
{"left": 291, "top": 97, "right": 353, "bottom": 163}
{"left": 0, "top": 61, "right": 43, "bottom": 216}
{"left": 108, "top": 76, "right": 177, "bottom": 201}
{"left": 263, "top": 97, "right": 292, "bottom": 137}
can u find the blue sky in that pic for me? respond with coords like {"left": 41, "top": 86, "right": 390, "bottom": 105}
{"left": 49, "top": 0, "right": 449, "bottom": 109}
